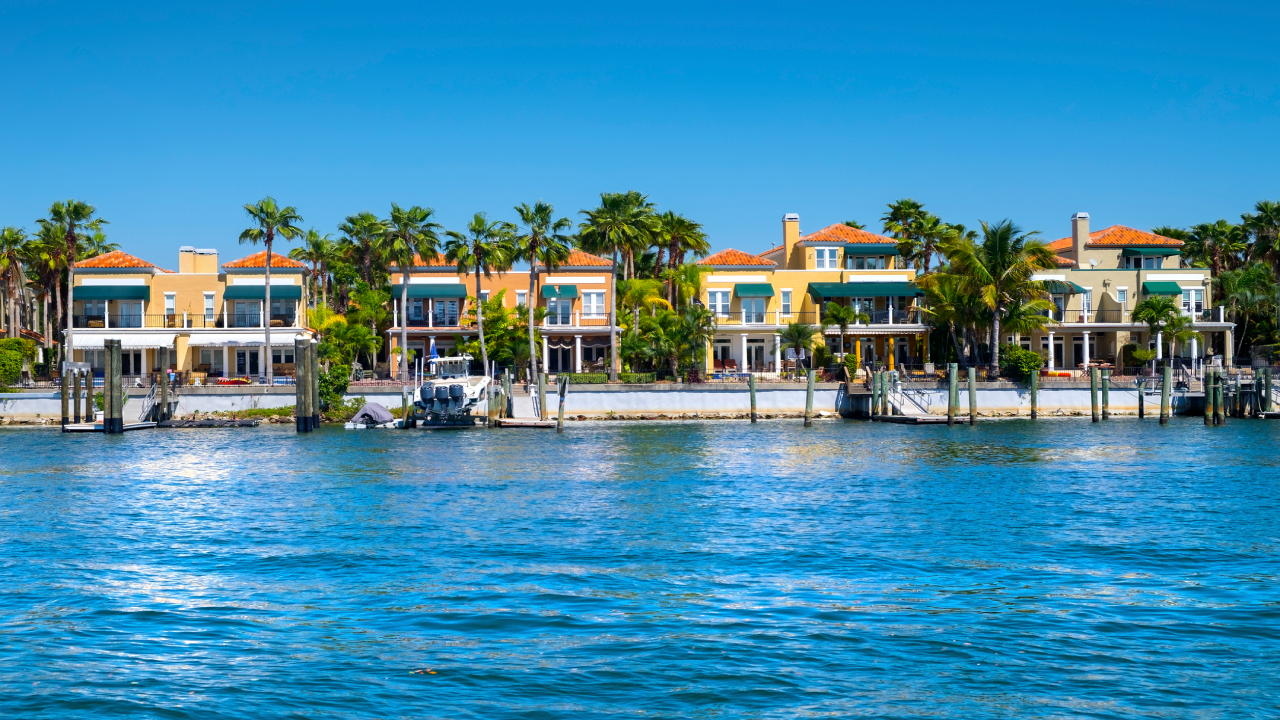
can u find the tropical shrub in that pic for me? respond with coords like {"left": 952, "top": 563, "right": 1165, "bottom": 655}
{"left": 319, "top": 363, "right": 351, "bottom": 409}
{"left": 998, "top": 343, "right": 1043, "bottom": 379}
{"left": 563, "top": 372, "right": 655, "bottom": 384}
{"left": 0, "top": 338, "right": 36, "bottom": 389}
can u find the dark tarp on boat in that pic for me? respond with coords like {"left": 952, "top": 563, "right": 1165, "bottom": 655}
{"left": 351, "top": 402, "right": 395, "bottom": 425}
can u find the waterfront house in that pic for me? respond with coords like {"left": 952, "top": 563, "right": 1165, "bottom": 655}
{"left": 698, "top": 213, "right": 925, "bottom": 375}
{"left": 1021, "top": 212, "right": 1234, "bottom": 371}
{"left": 70, "top": 248, "right": 312, "bottom": 380}
{"left": 386, "top": 249, "right": 616, "bottom": 376}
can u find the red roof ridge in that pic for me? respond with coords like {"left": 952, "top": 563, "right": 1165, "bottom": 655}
{"left": 222, "top": 250, "right": 307, "bottom": 269}
{"left": 74, "top": 250, "right": 156, "bottom": 269}
{"left": 1050, "top": 225, "right": 1183, "bottom": 249}
{"left": 697, "top": 248, "right": 777, "bottom": 267}
{"left": 801, "top": 224, "right": 897, "bottom": 245}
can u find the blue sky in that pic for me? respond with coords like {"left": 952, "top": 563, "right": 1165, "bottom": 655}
{"left": 2, "top": 1, "right": 1278, "bottom": 266}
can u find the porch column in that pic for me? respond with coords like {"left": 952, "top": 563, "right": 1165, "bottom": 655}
{"left": 741, "top": 333, "right": 748, "bottom": 373}
{"left": 854, "top": 336, "right": 862, "bottom": 368}
{"left": 104, "top": 300, "right": 110, "bottom": 329}
{"left": 888, "top": 337, "right": 896, "bottom": 371}
{"left": 1190, "top": 337, "right": 1198, "bottom": 374}
{"left": 774, "top": 333, "right": 781, "bottom": 372}
{"left": 1156, "top": 331, "right": 1163, "bottom": 360}
{"left": 1224, "top": 328, "right": 1234, "bottom": 367}
{"left": 887, "top": 300, "right": 894, "bottom": 326}
{"left": 1047, "top": 332, "right": 1055, "bottom": 370}
{"left": 574, "top": 335, "right": 582, "bottom": 373}
{"left": 428, "top": 299, "right": 434, "bottom": 328}
{"left": 393, "top": 299, "right": 399, "bottom": 329}
{"left": 542, "top": 335, "right": 549, "bottom": 374}
{"left": 222, "top": 301, "right": 228, "bottom": 328}
{"left": 1082, "top": 331, "right": 1090, "bottom": 369}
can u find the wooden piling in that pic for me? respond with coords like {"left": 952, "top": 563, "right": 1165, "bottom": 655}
{"left": 1264, "top": 368, "right": 1272, "bottom": 413}
{"left": 1202, "top": 368, "right": 1211, "bottom": 424}
{"left": 108, "top": 339, "right": 122, "bottom": 433}
{"left": 159, "top": 347, "right": 169, "bottom": 422}
{"left": 537, "top": 372, "right": 547, "bottom": 421}
{"left": 967, "top": 366, "right": 977, "bottom": 425}
{"left": 947, "top": 363, "right": 957, "bottom": 426}
{"left": 102, "top": 342, "right": 113, "bottom": 430}
{"left": 1101, "top": 369, "right": 1110, "bottom": 420}
{"left": 60, "top": 368, "right": 69, "bottom": 428}
{"left": 882, "top": 371, "right": 891, "bottom": 416}
{"left": 1159, "top": 365, "right": 1171, "bottom": 425}
{"left": 72, "top": 372, "right": 81, "bottom": 424}
{"left": 749, "top": 373, "right": 758, "bottom": 423}
{"left": 294, "top": 339, "right": 309, "bottom": 432}
{"left": 556, "top": 376, "right": 568, "bottom": 433}
{"left": 1090, "top": 367, "right": 1099, "bottom": 422}
{"left": 1029, "top": 368, "right": 1038, "bottom": 420}
{"left": 1216, "top": 368, "right": 1226, "bottom": 425}
{"left": 804, "top": 369, "right": 815, "bottom": 427}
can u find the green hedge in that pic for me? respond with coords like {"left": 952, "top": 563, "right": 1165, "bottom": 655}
{"left": 562, "top": 372, "right": 656, "bottom": 384}
{"left": 0, "top": 338, "right": 36, "bottom": 389}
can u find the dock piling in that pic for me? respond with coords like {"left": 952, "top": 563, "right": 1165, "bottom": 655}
{"left": 882, "top": 370, "right": 890, "bottom": 417}
{"left": 1030, "top": 369, "right": 1038, "bottom": 420}
{"left": 310, "top": 340, "right": 321, "bottom": 428}
{"left": 749, "top": 373, "right": 757, "bottom": 423}
{"left": 556, "top": 376, "right": 568, "bottom": 433}
{"left": 967, "top": 366, "right": 977, "bottom": 425}
{"left": 1090, "top": 367, "right": 1099, "bottom": 422}
{"left": 107, "top": 339, "right": 123, "bottom": 433}
{"left": 1216, "top": 368, "right": 1226, "bottom": 425}
{"left": 72, "top": 372, "right": 81, "bottom": 424}
{"left": 159, "top": 347, "right": 170, "bottom": 422}
{"left": 537, "top": 372, "right": 547, "bottom": 421}
{"left": 1101, "top": 369, "right": 1110, "bottom": 420}
{"left": 870, "top": 370, "right": 879, "bottom": 420}
{"left": 947, "top": 363, "right": 957, "bottom": 426}
{"left": 804, "top": 369, "right": 815, "bottom": 427}
{"left": 295, "top": 339, "right": 310, "bottom": 432}
{"left": 60, "top": 368, "right": 69, "bottom": 428}
{"left": 1159, "top": 365, "right": 1172, "bottom": 425}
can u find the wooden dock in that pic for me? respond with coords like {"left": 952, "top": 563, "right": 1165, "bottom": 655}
{"left": 495, "top": 418, "right": 558, "bottom": 429}
{"left": 876, "top": 415, "right": 950, "bottom": 424}
{"left": 63, "top": 422, "right": 158, "bottom": 433}
{"left": 157, "top": 419, "right": 260, "bottom": 428}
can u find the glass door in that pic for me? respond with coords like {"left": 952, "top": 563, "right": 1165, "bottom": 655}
{"left": 236, "top": 350, "right": 260, "bottom": 376}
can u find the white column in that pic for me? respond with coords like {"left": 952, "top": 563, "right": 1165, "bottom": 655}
{"left": 223, "top": 345, "right": 230, "bottom": 377}
{"left": 222, "top": 301, "right": 228, "bottom": 328}
{"left": 741, "top": 333, "right": 748, "bottom": 373}
{"left": 774, "top": 333, "right": 781, "bottom": 372}
{"left": 1047, "top": 332, "right": 1055, "bottom": 370}
{"left": 887, "top": 301, "right": 894, "bottom": 325}
{"left": 1190, "top": 337, "right": 1198, "bottom": 373}
{"left": 542, "top": 335, "right": 549, "bottom": 374}
{"left": 104, "top": 300, "right": 110, "bottom": 329}
{"left": 393, "top": 300, "right": 399, "bottom": 328}
{"left": 574, "top": 335, "right": 582, "bottom": 373}
{"left": 1156, "top": 331, "right": 1163, "bottom": 360}
{"left": 1082, "top": 331, "right": 1090, "bottom": 368}
{"left": 428, "top": 299, "right": 434, "bottom": 328}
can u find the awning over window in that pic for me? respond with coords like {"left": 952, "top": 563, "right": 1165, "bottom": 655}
{"left": 734, "top": 283, "right": 774, "bottom": 297}
{"left": 185, "top": 331, "right": 310, "bottom": 347}
{"left": 72, "top": 332, "right": 175, "bottom": 349}
{"left": 1122, "top": 247, "right": 1181, "bottom": 257}
{"left": 807, "top": 281, "right": 921, "bottom": 301}
{"left": 1142, "top": 281, "right": 1184, "bottom": 295}
{"left": 842, "top": 243, "right": 899, "bottom": 253}
{"left": 73, "top": 285, "right": 151, "bottom": 301}
{"left": 1042, "top": 280, "right": 1086, "bottom": 294}
{"left": 541, "top": 285, "right": 579, "bottom": 299}
{"left": 223, "top": 285, "right": 303, "bottom": 300}
{"left": 391, "top": 284, "right": 469, "bottom": 299}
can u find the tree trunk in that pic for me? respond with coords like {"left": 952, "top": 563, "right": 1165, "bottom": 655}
{"left": 527, "top": 261, "right": 538, "bottom": 383}
{"left": 609, "top": 250, "right": 619, "bottom": 381}
{"left": 64, "top": 226, "right": 75, "bottom": 365}
{"left": 990, "top": 309, "right": 1002, "bottom": 374}
{"left": 264, "top": 234, "right": 273, "bottom": 384}
{"left": 400, "top": 268, "right": 411, "bottom": 380}
{"left": 475, "top": 265, "right": 488, "bottom": 376}
{"left": 949, "top": 323, "right": 963, "bottom": 364}
{"left": 53, "top": 273, "right": 62, "bottom": 362}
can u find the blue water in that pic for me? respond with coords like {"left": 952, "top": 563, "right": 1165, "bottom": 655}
{"left": 1, "top": 419, "right": 1277, "bottom": 718}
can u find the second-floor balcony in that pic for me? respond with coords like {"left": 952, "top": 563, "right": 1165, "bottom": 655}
{"left": 1043, "top": 307, "right": 1219, "bottom": 325}
{"left": 72, "top": 312, "right": 300, "bottom": 330}
{"left": 712, "top": 308, "right": 922, "bottom": 327}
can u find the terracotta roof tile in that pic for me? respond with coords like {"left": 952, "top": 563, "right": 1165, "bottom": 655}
{"left": 561, "top": 249, "right": 612, "bottom": 267}
{"left": 697, "top": 248, "right": 778, "bottom": 267}
{"left": 800, "top": 224, "right": 898, "bottom": 245}
{"left": 389, "top": 252, "right": 451, "bottom": 269}
{"left": 1050, "top": 225, "right": 1184, "bottom": 249}
{"left": 222, "top": 251, "right": 307, "bottom": 269}
{"left": 74, "top": 250, "right": 155, "bottom": 269}
{"left": 1053, "top": 255, "right": 1075, "bottom": 267}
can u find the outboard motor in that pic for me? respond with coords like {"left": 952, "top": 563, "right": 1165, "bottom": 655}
{"left": 434, "top": 384, "right": 450, "bottom": 413}
{"left": 449, "top": 384, "right": 465, "bottom": 413}
{"left": 418, "top": 384, "right": 434, "bottom": 407}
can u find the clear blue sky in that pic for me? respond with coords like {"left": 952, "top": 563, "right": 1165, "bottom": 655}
{"left": 3, "top": 1, "right": 1278, "bottom": 267}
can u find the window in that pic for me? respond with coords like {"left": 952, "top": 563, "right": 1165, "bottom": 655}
{"left": 547, "top": 298, "right": 571, "bottom": 325}
{"left": 272, "top": 348, "right": 296, "bottom": 365}
{"left": 851, "top": 297, "right": 874, "bottom": 319}
{"left": 164, "top": 293, "right": 176, "bottom": 316}
{"left": 83, "top": 299, "right": 105, "bottom": 317}
{"left": 117, "top": 301, "right": 142, "bottom": 328}
{"left": 708, "top": 290, "right": 731, "bottom": 316}
{"left": 434, "top": 300, "right": 459, "bottom": 326}
{"left": 1116, "top": 288, "right": 1127, "bottom": 305}
{"left": 1081, "top": 290, "right": 1092, "bottom": 317}
{"left": 850, "top": 256, "right": 886, "bottom": 270}
{"left": 479, "top": 290, "right": 489, "bottom": 303}
{"left": 409, "top": 299, "right": 424, "bottom": 320}
{"left": 516, "top": 290, "right": 527, "bottom": 308}
{"left": 780, "top": 290, "right": 792, "bottom": 315}
{"left": 1182, "top": 288, "right": 1204, "bottom": 314}
{"left": 813, "top": 247, "right": 839, "bottom": 269}
{"left": 1128, "top": 255, "right": 1166, "bottom": 269}
{"left": 742, "top": 297, "right": 765, "bottom": 324}
{"left": 582, "top": 291, "right": 605, "bottom": 317}
{"left": 1051, "top": 294, "right": 1065, "bottom": 320}
{"left": 234, "top": 300, "right": 259, "bottom": 327}
{"left": 204, "top": 292, "right": 215, "bottom": 321}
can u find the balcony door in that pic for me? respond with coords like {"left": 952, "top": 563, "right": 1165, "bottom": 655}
{"left": 742, "top": 298, "right": 765, "bottom": 324}
{"left": 236, "top": 349, "right": 260, "bottom": 376}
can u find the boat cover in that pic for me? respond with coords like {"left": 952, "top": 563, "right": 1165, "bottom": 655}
{"left": 351, "top": 402, "right": 395, "bottom": 425}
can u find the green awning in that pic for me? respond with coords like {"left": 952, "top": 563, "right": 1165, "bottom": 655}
{"left": 734, "top": 283, "right": 774, "bottom": 298}
{"left": 73, "top": 285, "right": 151, "bottom": 301}
{"left": 842, "top": 243, "right": 899, "bottom": 253}
{"left": 222, "top": 285, "right": 303, "bottom": 300}
{"left": 541, "top": 285, "right": 579, "bottom": 299}
{"left": 807, "top": 281, "right": 921, "bottom": 301}
{"left": 1043, "top": 280, "right": 1086, "bottom": 294}
{"left": 391, "top": 284, "right": 469, "bottom": 299}
{"left": 1122, "top": 247, "right": 1181, "bottom": 257}
{"left": 1142, "top": 281, "right": 1184, "bottom": 295}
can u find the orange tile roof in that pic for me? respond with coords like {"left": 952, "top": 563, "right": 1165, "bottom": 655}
{"left": 698, "top": 248, "right": 778, "bottom": 267}
{"left": 800, "top": 224, "right": 898, "bottom": 245}
{"left": 389, "top": 252, "right": 451, "bottom": 269}
{"left": 222, "top": 251, "right": 307, "bottom": 269}
{"left": 1053, "top": 255, "right": 1075, "bottom": 267}
{"left": 74, "top": 250, "right": 155, "bottom": 269}
{"left": 1051, "top": 225, "right": 1183, "bottom": 249}
{"left": 561, "top": 249, "right": 612, "bottom": 267}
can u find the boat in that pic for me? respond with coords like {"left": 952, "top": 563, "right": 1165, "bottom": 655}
{"left": 344, "top": 402, "right": 400, "bottom": 430}
{"left": 409, "top": 355, "right": 492, "bottom": 427}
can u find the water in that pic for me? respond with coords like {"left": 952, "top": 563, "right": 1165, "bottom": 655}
{"left": 1, "top": 419, "right": 1277, "bottom": 719}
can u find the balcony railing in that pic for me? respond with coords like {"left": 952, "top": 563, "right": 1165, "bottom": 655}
{"left": 541, "top": 313, "right": 610, "bottom": 328}
{"left": 72, "top": 313, "right": 300, "bottom": 330}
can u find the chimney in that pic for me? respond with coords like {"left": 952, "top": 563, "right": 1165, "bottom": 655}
{"left": 178, "top": 246, "right": 196, "bottom": 274}
{"left": 1071, "top": 212, "right": 1090, "bottom": 256}
{"left": 782, "top": 213, "right": 800, "bottom": 268}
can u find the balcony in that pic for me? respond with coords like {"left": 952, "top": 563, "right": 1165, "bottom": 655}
{"left": 541, "top": 313, "right": 610, "bottom": 328}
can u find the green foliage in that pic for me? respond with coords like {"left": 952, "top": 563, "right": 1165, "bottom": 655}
{"left": 843, "top": 351, "right": 860, "bottom": 375}
{"left": 0, "top": 338, "right": 36, "bottom": 388}
{"left": 1119, "top": 342, "right": 1140, "bottom": 370}
{"left": 812, "top": 345, "right": 833, "bottom": 369}
{"left": 563, "top": 372, "right": 655, "bottom": 384}
{"left": 319, "top": 363, "right": 351, "bottom": 408}
{"left": 998, "top": 344, "right": 1043, "bottom": 379}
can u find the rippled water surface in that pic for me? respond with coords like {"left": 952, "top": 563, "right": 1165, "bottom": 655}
{"left": 1, "top": 418, "right": 1277, "bottom": 718}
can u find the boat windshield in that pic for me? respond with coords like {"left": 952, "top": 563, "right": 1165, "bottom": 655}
{"left": 431, "top": 357, "right": 471, "bottom": 379}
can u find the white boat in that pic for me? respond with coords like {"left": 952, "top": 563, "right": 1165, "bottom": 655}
{"left": 410, "top": 355, "right": 491, "bottom": 427}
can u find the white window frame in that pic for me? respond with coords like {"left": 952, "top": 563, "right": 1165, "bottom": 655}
{"left": 582, "top": 291, "right": 605, "bottom": 317}
{"left": 780, "top": 289, "right": 792, "bottom": 315}
{"left": 813, "top": 247, "right": 839, "bottom": 269}
{"left": 708, "top": 290, "right": 731, "bottom": 317}
{"left": 204, "top": 292, "right": 215, "bottom": 321}
{"left": 1182, "top": 288, "right": 1204, "bottom": 314}
{"left": 515, "top": 290, "right": 527, "bottom": 308}
{"left": 164, "top": 292, "right": 176, "bottom": 316}
{"left": 1116, "top": 287, "right": 1128, "bottom": 306}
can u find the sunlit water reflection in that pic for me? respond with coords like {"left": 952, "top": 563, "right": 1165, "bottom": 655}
{"left": 1, "top": 418, "right": 1277, "bottom": 718}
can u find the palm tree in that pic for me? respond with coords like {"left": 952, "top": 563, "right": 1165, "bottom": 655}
{"left": 660, "top": 263, "right": 710, "bottom": 308}
{"left": 1189, "top": 220, "right": 1246, "bottom": 283}
{"left": 678, "top": 304, "right": 716, "bottom": 377}
{"left": 941, "top": 219, "right": 1056, "bottom": 373}
{"left": 778, "top": 322, "right": 819, "bottom": 374}
{"left": 617, "top": 278, "right": 671, "bottom": 330}
{"left": 79, "top": 223, "right": 119, "bottom": 258}
{"left": 820, "top": 302, "right": 866, "bottom": 361}
{"left": 882, "top": 198, "right": 926, "bottom": 270}
{"left": 578, "top": 191, "right": 655, "bottom": 380}
{"left": 338, "top": 212, "right": 388, "bottom": 287}
{"left": 907, "top": 213, "right": 950, "bottom": 279}
{"left": 444, "top": 213, "right": 515, "bottom": 376}
{"left": 29, "top": 221, "right": 66, "bottom": 351}
{"left": 1132, "top": 295, "right": 1179, "bottom": 372}
{"left": 44, "top": 200, "right": 104, "bottom": 363}
{"left": 239, "top": 196, "right": 303, "bottom": 384}
{"left": 513, "top": 201, "right": 573, "bottom": 382}
{"left": 655, "top": 212, "right": 709, "bottom": 304}
{"left": 290, "top": 229, "right": 335, "bottom": 309}
{"left": 0, "top": 227, "right": 28, "bottom": 337}
{"left": 843, "top": 220, "right": 865, "bottom": 229}
{"left": 385, "top": 204, "right": 442, "bottom": 380}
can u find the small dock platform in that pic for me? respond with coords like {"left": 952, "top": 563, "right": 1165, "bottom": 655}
{"left": 876, "top": 415, "right": 949, "bottom": 424}
{"left": 495, "top": 418, "right": 558, "bottom": 429}
{"left": 63, "top": 422, "right": 157, "bottom": 433}
{"left": 158, "top": 419, "right": 260, "bottom": 428}
{"left": 1260, "top": 412, "right": 1280, "bottom": 420}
